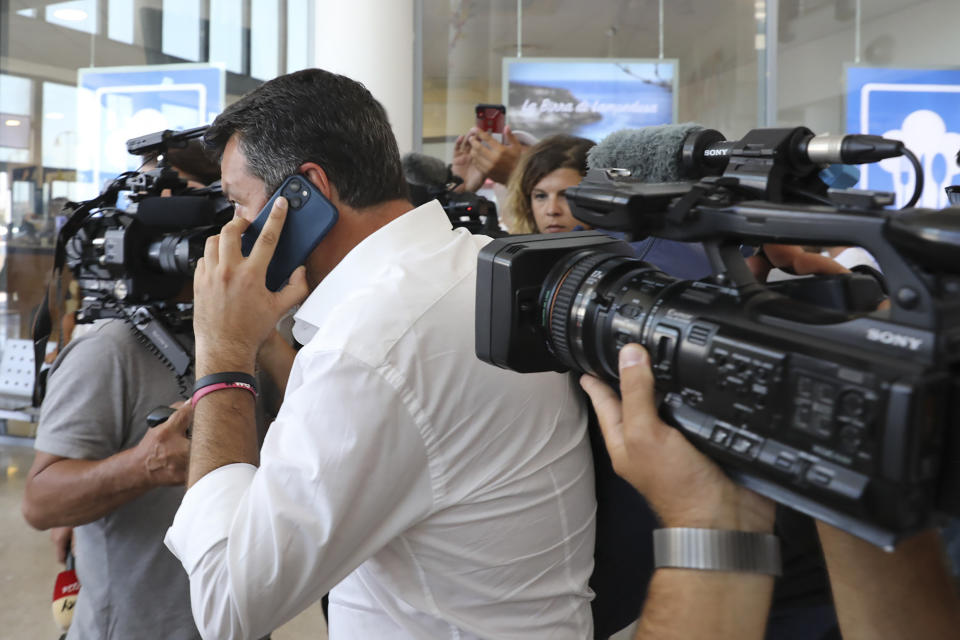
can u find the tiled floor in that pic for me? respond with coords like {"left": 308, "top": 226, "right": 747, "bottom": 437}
{"left": 0, "top": 441, "right": 327, "bottom": 640}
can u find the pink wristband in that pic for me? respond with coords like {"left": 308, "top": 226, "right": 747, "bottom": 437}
{"left": 191, "top": 381, "right": 258, "bottom": 407}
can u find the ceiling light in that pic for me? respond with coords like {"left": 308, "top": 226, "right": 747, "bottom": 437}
{"left": 52, "top": 8, "right": 88, "bottom": 22}
{"left": 5, "top": 119, "right": 22, "bottom": 127}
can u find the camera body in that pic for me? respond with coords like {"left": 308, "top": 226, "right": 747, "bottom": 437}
{"left": 67, "top": 193, "right": 230, "bottom": 321}
{"left": 476, "top": 162, "right": 960, "bottom": 548}
{"left": 407, "top": 180, "right": 502, "bottom": 236}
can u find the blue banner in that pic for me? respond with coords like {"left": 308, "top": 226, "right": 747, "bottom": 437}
{"left": 846, "top": 66, "right": 960, "bottom": 209}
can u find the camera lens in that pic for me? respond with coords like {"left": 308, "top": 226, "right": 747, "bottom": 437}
{"left": 288, "top": 196, "right": 302, "bottom": 209}
{"left": 539, "top": 251, "right": 674, "bottom": 379}
{"left": 289, "top": 180, "right": 301, "bottom": 192}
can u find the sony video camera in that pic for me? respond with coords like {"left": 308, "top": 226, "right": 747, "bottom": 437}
{"left": 36, "top": 126, "right": 232, "bottom": 382}
{"left": 475, "top": 126, "right": 960, "bottom": 549}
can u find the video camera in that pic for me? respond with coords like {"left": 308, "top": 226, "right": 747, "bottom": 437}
{"left": 475, "top": 126, "right": 960, "bottom": 549}
{"left": 402, "top": 151, "right": 503, "bottom": 236}
{"left": 33, "top": 126, "right": 232, "bottom": 393}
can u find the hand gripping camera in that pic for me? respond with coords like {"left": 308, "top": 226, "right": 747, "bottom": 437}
{"left": 475, "top": 126, "right": 960, "bottom": 549}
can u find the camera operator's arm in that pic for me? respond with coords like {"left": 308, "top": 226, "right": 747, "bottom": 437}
{"left": 580, "top": 345, "right": 776, "bottom": 640}
{"left": 747, "top": 243, "right": 849, "bottom": 281}
{"left": 816, "top": 523, "right": 960, "bottom": 640}
{"left": 22, "top": 405, "right": 192, "bottom": 529}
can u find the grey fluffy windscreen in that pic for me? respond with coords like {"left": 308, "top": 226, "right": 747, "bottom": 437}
{"left": 402, "top": 152, "right": 450, "bottom": 186}
{"left": 587, "top": 123, "right": 705, "bottom": 182}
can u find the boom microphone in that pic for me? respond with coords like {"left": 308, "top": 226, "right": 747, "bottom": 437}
{"left": 402, "top": 152, "right": 453, "bottom": 187}
{"left": 588, "top": 123, "right": 905, "bottom": 181}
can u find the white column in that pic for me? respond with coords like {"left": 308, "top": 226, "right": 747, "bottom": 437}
{"left": 313, "top": 0, "right": 415, "bottom": 153}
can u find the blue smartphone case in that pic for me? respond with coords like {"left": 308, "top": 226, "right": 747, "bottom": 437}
{"left": 241, "top": 174, "right": 339, "bottom": 291}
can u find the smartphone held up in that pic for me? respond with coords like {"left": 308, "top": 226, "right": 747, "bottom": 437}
{"left": 475, "top": 103, "right": 506, "bottom": 142}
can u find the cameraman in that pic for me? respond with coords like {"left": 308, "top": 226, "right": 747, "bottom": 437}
{"left": 21, "top": 142, "right": 280, "bottom": 639}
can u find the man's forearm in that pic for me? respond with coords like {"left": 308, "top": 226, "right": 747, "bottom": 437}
{"left": 23, "top": 452, "right": 151, "bottom": 529}
{"left": 635, "top": 569, "right": 774, "bottom": 640}
{"left": 818, "top": 523, "right": 960, "bottom": 640}
{"left": 188, "top": 354, "right": 260, "bottom": 489}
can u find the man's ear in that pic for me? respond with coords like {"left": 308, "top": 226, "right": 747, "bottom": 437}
{"left": 299, "top": 163, "right": 336, "bottom": 202}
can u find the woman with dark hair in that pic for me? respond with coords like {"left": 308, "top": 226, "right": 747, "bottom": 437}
{"left": 503, "top": 134, "right": 595, "bottom": 234}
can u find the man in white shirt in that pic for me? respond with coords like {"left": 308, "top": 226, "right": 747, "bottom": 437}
{"left": 164, "top": 68, "right": 596, "bottom": 639}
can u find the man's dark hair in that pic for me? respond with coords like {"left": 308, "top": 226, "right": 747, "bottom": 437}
{"left": 205, "top": 69, "right": 407, "bottom": 209}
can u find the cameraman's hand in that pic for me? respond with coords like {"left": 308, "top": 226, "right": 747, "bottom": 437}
{"left": 50, "top": 526, "right": 73, "bottom": 564}
{"left": 469, "top": 126, "right": 524, "bottom": 185}
{"left": 193, "top": 197, "right": 309, "bottom": 374}
{"left": 451, "top": 133, "right": 486, "bottom": 192}
{"left": 137, "top": 402, "right": 192, "bottom": 487}
{"left": 580, "top": 344, "right": 775, "bottom": 532}
{"left": 747, "top": 244, "right": 849, "bottom": 282}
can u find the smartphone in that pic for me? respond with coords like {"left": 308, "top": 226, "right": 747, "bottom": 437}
{"left": 240, "top": 174, "right": 339, "bottom": 291}
{"left": 475, "top": 103, "right": 506, "bottom": 142}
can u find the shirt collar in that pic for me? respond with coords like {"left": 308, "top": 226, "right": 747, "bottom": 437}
{"left": 292, "top": 200, "right": 452, "bottom": 345}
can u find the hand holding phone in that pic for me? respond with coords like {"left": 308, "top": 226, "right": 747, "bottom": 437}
{"left": 475, "top": 103, "right": 506, "bottom": 143}
{"left": 241, "top": 175, "right": 339, "bottom": 291}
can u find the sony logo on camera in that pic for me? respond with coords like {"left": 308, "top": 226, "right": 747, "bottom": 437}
{"left": 865, "top": 327, "right": 923, "bottom": 351}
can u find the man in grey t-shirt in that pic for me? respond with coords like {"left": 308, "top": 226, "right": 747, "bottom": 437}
{"left": 22, "top": 319, "right": 199, "bottom": 639}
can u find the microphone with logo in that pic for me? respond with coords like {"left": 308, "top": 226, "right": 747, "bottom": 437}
{"left": 52, "top": 550, "right": 80, "bottom": 633}
{"left": 586, "top": 122, "right": 891, "bottom": 190}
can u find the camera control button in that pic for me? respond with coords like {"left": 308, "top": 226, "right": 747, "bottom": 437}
{"left": 839, "top": 390, "right": 866, "bottom": 418}
{"left": 806, "top": 466, "right": 833, "bottom": 487}
{"left": 816, "top": 383, "right": 835, "bottom": 404}
{"left": 711, "top": 426, "right": 733, "bottom": 446}
{"left": 774, "top": 453, "right": 796, "bottom": 471}
{"left": 797, "top": 375, "right": 814, "bottom": 398}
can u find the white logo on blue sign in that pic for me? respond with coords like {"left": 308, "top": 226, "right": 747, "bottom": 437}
{"left": 847, "top": 67, "right": 960, "bottom": 209}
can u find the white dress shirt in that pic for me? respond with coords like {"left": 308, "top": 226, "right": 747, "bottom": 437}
{"left": 165, "top": 201, "right": 596, "bottom": 639}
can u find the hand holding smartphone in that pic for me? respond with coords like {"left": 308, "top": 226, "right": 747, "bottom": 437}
{"left": 241, "top": 175, "right": 339, "bottom": 291}
{"left": 475, "top": 103, "right": 506, "bottom": 143}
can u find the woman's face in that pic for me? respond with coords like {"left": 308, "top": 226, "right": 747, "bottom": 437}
{"left": 530, "top": 168, "right": 588, "bottom": 234}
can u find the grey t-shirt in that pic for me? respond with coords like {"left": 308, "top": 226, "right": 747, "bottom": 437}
{"left": 35, "top": 319, "right": 200, "bottom": 640}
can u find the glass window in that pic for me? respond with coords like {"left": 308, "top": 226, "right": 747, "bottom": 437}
{"left": 210, "top": 0, "right": 245, "bottom": 74}
{"left": 251, "top": 0, "right": 281, "bottom": 80}
{"left": 0, "top": 75, "right": 33, "bottom": 163}
{"left": 162, "top": 0, "right": 202, "bottom": 61}
{"left": 422, "top": 0, "right": 761, "bottom": 159}
{"left": 286, "top": 0, "right": 312, "bottom": 73}
{"left": 42, "top": 83, "right": 79, "bottom": 170}
{"left": 108, "top": 0, "right": 135, "bottom": 44}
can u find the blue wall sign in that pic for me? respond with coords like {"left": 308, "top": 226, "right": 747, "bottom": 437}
{"left": 77, "top": 64, "right": 225, "bottom": 194}
{"left": 847, "top": 66, "right": 960, "bottom": 209}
